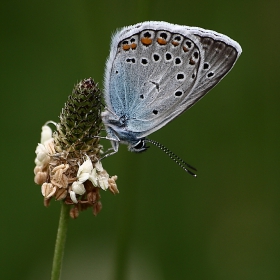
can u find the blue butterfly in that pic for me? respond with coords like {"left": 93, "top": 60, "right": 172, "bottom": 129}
{"left": 101, "top": 21, "right": 242, "bottom": 174}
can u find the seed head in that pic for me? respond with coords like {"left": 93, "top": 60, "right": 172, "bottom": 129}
{"left": 33, "top": 78, "right": 118, "bottom": 218}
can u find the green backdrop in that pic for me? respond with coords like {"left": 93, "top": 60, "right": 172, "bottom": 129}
{"left": 1, "top": 1, "right": 280, "bottom": 279}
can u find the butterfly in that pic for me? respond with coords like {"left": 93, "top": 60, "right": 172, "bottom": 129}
{"left": 101, "top": 21, "right": 242, "bottom": 174}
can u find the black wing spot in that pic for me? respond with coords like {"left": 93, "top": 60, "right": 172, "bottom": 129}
{"left": 144, "top": 32, "right": 151, "bottom": 37}
{"left": 153, "top": 109, "right": 158, "bottom": 115}
{"left": 193, "top": 51, "right": 199, "bottom": 59}
{"left": 126, "top": 58, "right": 136, "bottom": 63}
{"left": 175, "top": 57, "right": 181, "bottom": 65}
{"left": 203, "top": 62, "right": 209, "bottom": 70}
{"left": 207, "top": 72, "right": 214, "bottom": 78}
{"left": 175, "top": 91, "right": 183, "bottom": 97}
{"left": 141, "top": 58, "right": 148, "bottom": 65}
{"left": 177, "top": 73, "right": 185, "bottom": 80}
{"left": 165, "top": 52, "right": 172, "bottom": 60}
{"left": 160, "top": 32, "right": 167, "bottom": 39}
{"left": 153, "top": 54, "right": 160, "bottom": 61}
{"left": 185, "top": 41, "right": 192, "bottom": 48}
{"left": 150, "top": 81, "right": 160, "bottom": 91}
{"left": 140, "top": 94, "right": 144, "bottom": 99}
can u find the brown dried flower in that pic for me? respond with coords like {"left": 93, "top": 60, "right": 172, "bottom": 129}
{"left": 34, "top": 78, "right": 118, "bottom": 218}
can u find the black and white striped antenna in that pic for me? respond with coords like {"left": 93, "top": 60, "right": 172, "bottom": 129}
{"left": 144, "top": 139, "right": 197, "bottom": 177}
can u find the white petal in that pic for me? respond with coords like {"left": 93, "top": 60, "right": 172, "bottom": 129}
{"left": 72, "top": 181, "right": 86, "bottom": 195}
{"left": 77, "top": 156, "right": 93, "bottom": 177}
{"left": 35, "top": 143, "right": 47, "bottom": 156}
{"left": 35, "top": 158, "right": 42, "bottom": 166}
{"left": 95, "top": 161, "right": 104, "bottom": 172}
{"left": 41, "top": 125, "right": 53, "bottom": 144}
{"left": 36, "top": 151, "right": 48, "bottom": 163}
{"left": 78, "top": 173, "right": 90, "bottom": 183}
{"left": 88, "top": 168, "right": 98, "bottom": 186}
{"left": 70, "top": 191, "right": 78, "bottom": 204}
{"left": 35, "top": 143, "right": 49, "bottom": 166}
{"left": 98, "top": 175, "right": 109, "bottom": 190}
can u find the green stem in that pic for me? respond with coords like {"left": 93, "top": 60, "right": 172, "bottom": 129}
{"left": 51, "top": 202, "right": 70, "bottom": 280}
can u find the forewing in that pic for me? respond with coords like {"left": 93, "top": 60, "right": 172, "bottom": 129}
{"left": 104, "top": 22, "right": 242, "bottom": 138}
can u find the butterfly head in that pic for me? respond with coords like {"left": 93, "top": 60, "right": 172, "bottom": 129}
{"left": 128, "top": 138, "right": 149, "bottom": 153}
{"left": 101, "top": 109, "right": 149, "bottom": 153}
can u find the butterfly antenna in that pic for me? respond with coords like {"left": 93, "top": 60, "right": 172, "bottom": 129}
{"left": 145, "top": 139, "right": 197, "bottom": 177}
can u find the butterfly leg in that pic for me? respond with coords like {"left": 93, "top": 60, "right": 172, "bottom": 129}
{"left": 100, "top": 149, "right": 118, "bottom": 160}
{"left": 93, "top": 130, "right": 121, "bottom": 160}
{"left": 92, "top": 135, "right": 118, "bottom": 141}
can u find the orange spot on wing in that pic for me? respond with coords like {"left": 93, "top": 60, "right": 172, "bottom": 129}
{"left": 157, "top": 38, "right": 167, "bottom": 45}
{"left": 183, "top": 46, "right": 189, "bottom": 52}
{"left": 122, "top": 44, "right": 130, "bottom": 51}
{"left": 172, "top": 40, "right": 180, "bottom": 46}
{"left": 141, "top": 37, "right": 152, "bottom": 45}
{"left": 130, "top": 43, "right": 137, "bottom": 49}
{"left": 189, "top": 58, "right": 195, "bottom": 65}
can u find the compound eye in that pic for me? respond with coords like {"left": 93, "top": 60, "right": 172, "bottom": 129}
{"left": 133, "top": 140, "right": 145, "bottom": 150}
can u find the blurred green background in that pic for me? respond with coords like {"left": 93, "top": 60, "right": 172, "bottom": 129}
{"left": 1, "top": 0, "right": 280, "bottom": 279}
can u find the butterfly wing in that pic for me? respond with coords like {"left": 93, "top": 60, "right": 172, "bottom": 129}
{"left": 104, "top": 21, "right": 242, "bottom": 139}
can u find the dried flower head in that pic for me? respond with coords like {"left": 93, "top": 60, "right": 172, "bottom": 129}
{"left": 34, "top": 78, "right": 118, "bottom": 218}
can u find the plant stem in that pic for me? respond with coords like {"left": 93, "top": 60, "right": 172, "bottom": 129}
{"left": 51, "top": 202, "right": 70, "bottom": 280}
